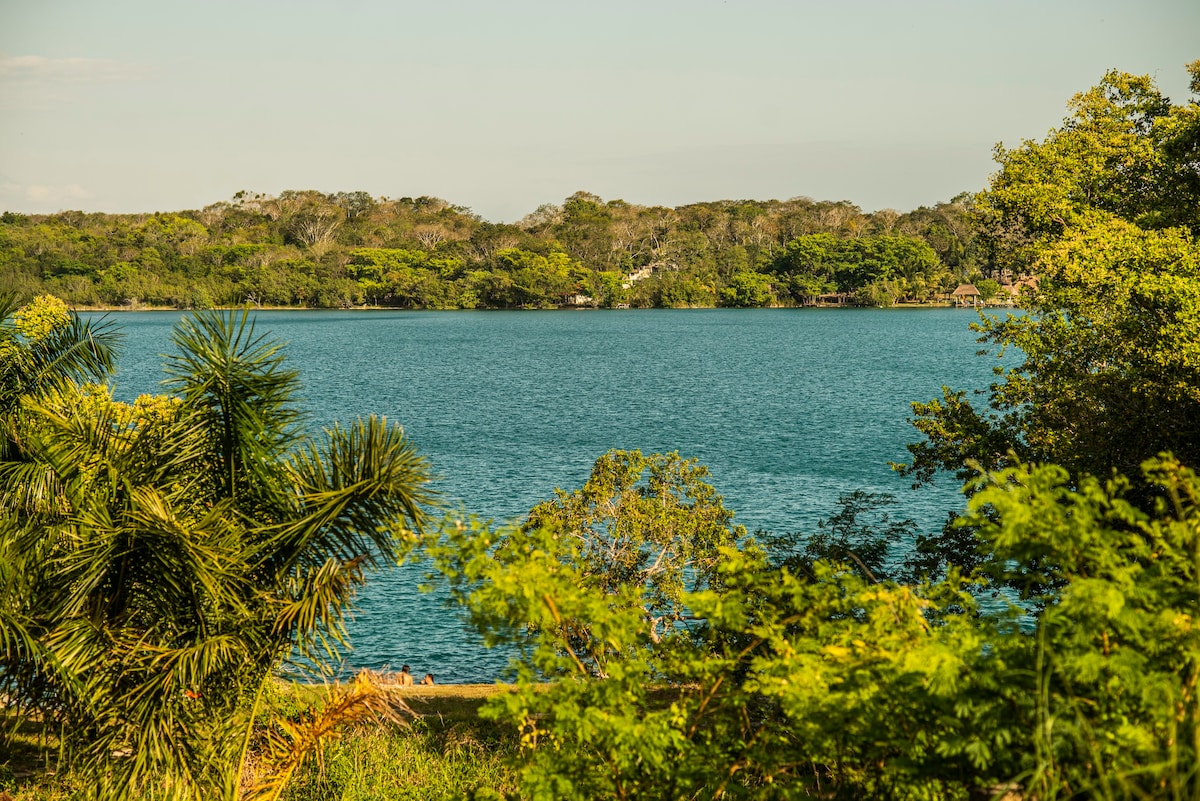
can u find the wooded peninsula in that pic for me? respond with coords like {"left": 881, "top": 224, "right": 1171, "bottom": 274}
{"left": 1, "top": 188, "right": 998, "bottom": 311}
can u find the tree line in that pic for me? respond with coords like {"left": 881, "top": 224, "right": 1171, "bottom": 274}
{"left": 1, "top": 188, "right": 988, "bottom": 310}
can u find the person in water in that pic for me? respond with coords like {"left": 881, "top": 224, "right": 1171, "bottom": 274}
{"left": 421, "top": 673, "right": 435, "bottom": 685}
{"left": 397, "top": 665, "right": 414, "bottom": 686}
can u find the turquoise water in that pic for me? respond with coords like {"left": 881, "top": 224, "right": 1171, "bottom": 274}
{"left": 92, "top": 308, "right": 1000, "bottom": 682}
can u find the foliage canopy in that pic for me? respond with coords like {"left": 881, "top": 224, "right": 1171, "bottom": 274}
{"left": 899, "top": 62, "right": 1200, "bottom": 548}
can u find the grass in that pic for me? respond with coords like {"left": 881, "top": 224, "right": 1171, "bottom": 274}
{"left": 0, "top": 681, "right": 522, "bottom": 800}
{"left": 278, "top": 718, "right": 517, "bottom": 801}
{"left": 268, "top": 681, "right": 520, "bottom": 796}
{"left": 0, "top": 711, "right": 57, "bottom": 795}
{"left": 267, "top": 682, "right": 522, "bottom": 801}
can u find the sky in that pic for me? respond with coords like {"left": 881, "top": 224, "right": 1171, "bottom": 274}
{"left": 1, "top": 1, "right": 1196, "bottom": 223}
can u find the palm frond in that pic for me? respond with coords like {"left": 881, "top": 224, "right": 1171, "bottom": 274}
{"left": 0, "top": 587, "right": 42, "bottom": 668}
{"left": 0, "top": 517, "right": 40, "bottom": 653}
{"left": 25, "top": 315, "right": 121, "bottom": 393}
{"left": 271, "top": 556, "right": 368, "bottom": 667}
{"left": 1, "top": 305, "right": 439, "bottom": 801}
{"left": 242, "top": 671, "right": 412, "bottom": 801}
{"left": 0, "top": 296, "right": 120, "bottom": 418}
{"left": 0, "top": 457, "right": 67, "bottom": 517}
{"left": 0, "top": 291, "right": 20, "bottom": 326}
{"left": 267, "top": 416, "right": 436, "bottom": 572}
{"left": 21, "top": 387, "right": 131, "bottom": 502}
{"left": 121, "top": 633, "right": 252, "bottom": 715}
{"left": 163, "top": 310, "right": 303, "bottom": 504}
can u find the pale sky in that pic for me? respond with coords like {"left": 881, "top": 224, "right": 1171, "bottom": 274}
{"left": 1, "top": 0, "right": 1196, "bottom": 222}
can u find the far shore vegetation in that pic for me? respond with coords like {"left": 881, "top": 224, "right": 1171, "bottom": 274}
{"left": 3, "top": 181, "right": 1011, "bottom": 312}
{"left": 2, "top": 62, "right": 1199, "bottom": 800}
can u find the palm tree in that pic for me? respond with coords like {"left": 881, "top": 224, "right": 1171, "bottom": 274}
{"left": 1, "top": 308, "right": 435, "bottom": 800}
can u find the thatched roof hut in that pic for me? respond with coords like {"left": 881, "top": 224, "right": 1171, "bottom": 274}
{"left": 951, "top": 283, "right": 980, "bottom": 307}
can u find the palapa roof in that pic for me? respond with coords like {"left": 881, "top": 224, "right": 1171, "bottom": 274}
{"left": 1003, "top": 278, "right": 1040, "bottom": 296}
{"left": 951, "top": 283, "right": 980, "bottom": 296}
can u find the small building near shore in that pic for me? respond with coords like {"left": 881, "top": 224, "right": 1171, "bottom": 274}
{"left": 996, "top": 277, "right": 1039, "bottom": 306}
{"left": 951, "top": 284, "right": 981, "bottom": 307}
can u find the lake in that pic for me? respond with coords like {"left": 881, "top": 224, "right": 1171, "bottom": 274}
{"left": 91, "top": 307, "right": 1000, "bottom": 682}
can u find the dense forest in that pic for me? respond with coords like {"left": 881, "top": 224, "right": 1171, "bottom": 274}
{"left": 0, "top": 190, "right": 996, "bottom": 310}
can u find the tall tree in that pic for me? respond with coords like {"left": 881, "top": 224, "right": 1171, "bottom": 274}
{"left": 432, "top": 450, "right": 747, "bottom": 679}
{"left": 897, "top": 63, "right": 1200, "bottom": 578}
{"left": 0, "top": 308, "right": 434, "bottom": 800}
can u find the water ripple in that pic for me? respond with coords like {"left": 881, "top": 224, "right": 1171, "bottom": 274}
{"left": 95, "top": 307, "right": 1000, "bottom": 682}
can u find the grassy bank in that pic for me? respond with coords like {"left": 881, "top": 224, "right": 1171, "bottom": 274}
{"left": 1, "top": 682, "right": 522, "bottom": 800}
{"left": 270, "top": 683, "right": 520, "bottom": 801}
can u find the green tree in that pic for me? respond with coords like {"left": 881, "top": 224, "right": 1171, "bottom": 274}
{"left": 428, "top": 485, "right": 1019, "bottom": 799}
{"left": 578, "top": 270, "right": 627, "bottom": 308}
{"left": 491, "top": 247, "right": 576, "bottom": 308}
{"left": 0, "top": 309, "right": 434, "bottom": 800}
{"left": 772, "top": 233, "right": 943, "bottom": 303}
{"left": 974, "top": 277, "right": 1001, "bottom": 302}
{"left": 431, "top": 452, "right": 1200, "bottom": 800}
{"left": 553, "top": 191, "right": 616, "bottom": 269}
{"left": 0, "top": 293, "right": 119, "bottom": 498}
{"left": 518, "top": 450, "right": 746, "bottom": 650}
{"left": 651, "top": 272, "right": 717, "bottom": 308}
{"left": 899, "top": 64, "right": 1200, "bottom": 519}
{"left": 964, "top": 456, "right": 1200, "bottom": 799}
{"left": 719, "top": 270, "right": 775, "bottom": 307}
{"left": 0, "top": 294, "right": 121, "bottom": 745}
{"left": 975, "top": 67, "right": 1196, "bottom": 271}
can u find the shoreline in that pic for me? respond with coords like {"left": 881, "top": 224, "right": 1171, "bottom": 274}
{"left": 69, "top": 301, "right": 981, "bottom": 313}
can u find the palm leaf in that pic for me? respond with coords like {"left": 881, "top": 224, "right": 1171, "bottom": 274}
{"left": 269, "top": 555, "right": 370, "bottom": 670}
{"left": 2, "top": 305, "right": 439, "bottom": 801}
{"left": 22, "top": 315, "right": 120, "bottom": 397}
{"left": 242, "top": 671, "right": 412, "bottom": 801}
{"left": 0, "top": 457, "right": 67, "bottom": 516}
{"left": 0, "top": 518, "right": 47, "bottom": 676}
{"left": 163, "top": 310, "right": 302, "bottom": 506}
{"left": 265, "top": 416, "right": 436, "bottom": 574}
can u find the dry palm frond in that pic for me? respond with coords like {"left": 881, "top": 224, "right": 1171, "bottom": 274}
{"left": 241, "top": 671, "right": 413, "bottom": 801}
